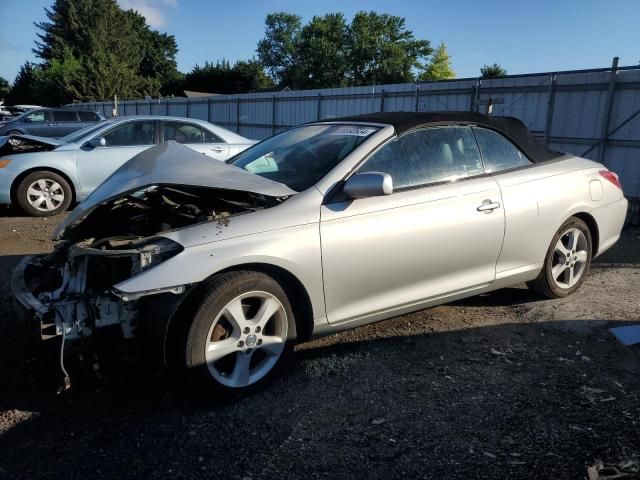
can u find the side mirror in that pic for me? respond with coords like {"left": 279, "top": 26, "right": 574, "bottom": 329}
{"left": 343, "top": 172, "right": 393, "bottom": 199}
{"left": 87, "top": 137, "right": 106, "bottom": 148}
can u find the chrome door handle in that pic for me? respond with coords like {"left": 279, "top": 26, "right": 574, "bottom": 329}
{"left": 211, "top": 146, "right": 225, "bottom": 153}
{"left": 477, "top": 200, "right": 501, "bottom": 212}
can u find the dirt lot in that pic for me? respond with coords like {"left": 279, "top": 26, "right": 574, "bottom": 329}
{"left": 0, "top": 208, "right": 638, "bottom": 480}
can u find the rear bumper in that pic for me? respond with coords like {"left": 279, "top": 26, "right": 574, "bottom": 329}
{"left": 592, "top": 196, "right": 628, "bottom": 257}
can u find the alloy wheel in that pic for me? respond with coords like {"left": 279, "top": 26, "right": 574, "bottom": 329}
{"left": 204, "top": 291, "right": 288, "bottom": 388}
{"left": 550, "top": 227, "right": 589, "bottom": 289}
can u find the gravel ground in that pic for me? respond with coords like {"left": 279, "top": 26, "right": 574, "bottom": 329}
{"left": 0, "top": 207, "right": 639, "bottom": 480}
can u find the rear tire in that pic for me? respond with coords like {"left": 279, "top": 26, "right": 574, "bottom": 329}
{"left": 16, "top": 171, "right": 72, "bottom": 217}
{"left": 179, "top": 271, "right": 296, "bottom": 399}
{"left": 527, "top": 217, "right": 592, "bottom": 298}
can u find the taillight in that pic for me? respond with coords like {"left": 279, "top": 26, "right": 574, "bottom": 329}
{"left": 599, "top": 170, "right": 622, "bottom": 190}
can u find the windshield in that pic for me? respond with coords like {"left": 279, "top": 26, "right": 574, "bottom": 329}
{"left": 59, "top": 120, "right": 112, "bottom": 144}
{"left": 229, "top": 124, "right": 379, "bottom": 191}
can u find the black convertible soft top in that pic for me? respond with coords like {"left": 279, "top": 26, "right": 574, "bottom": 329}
{"left": 319, "top": 112, "right": 563, "bottom": 163}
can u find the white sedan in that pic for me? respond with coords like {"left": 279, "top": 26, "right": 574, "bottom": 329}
{"left": 0, "top": 115, "right": 256, "bottom": 216}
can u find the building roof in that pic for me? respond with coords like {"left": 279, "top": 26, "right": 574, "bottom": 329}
{"left": 318, "top": 111, "right": 562, "bottom": 163}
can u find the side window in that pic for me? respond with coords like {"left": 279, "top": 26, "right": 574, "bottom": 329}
{"left": 53, "top": 110, "right": 79, "bottom": 122}
{"left": 25, "top": 111, "right": 48, "bottom": 123}
{"left": 472, "top": 127, "right": 530, "bottom": 173}
{"left": 163, "top": 122, "right": 211, "bottom": 144}
{"left": 203, "top": 128, "right": 223, "bottom": 143}
{"left": 358, "top": 126, "right": 484, "bottom": 189}
{"left": 78, "top": 111, "right": 99, "bottom": 121}
{"left": 102, "top": 121, "right": 156, "bottom": 147}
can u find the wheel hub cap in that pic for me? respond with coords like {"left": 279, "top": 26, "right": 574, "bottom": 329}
{"left": 245, "top": 334, "right": 257, "bottom": 347}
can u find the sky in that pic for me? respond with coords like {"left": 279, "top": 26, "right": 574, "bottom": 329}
{"left": 0, "top": 0, "right": 638, "bottom": 84}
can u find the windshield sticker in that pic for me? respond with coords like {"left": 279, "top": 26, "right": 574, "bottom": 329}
{"left": 330, "top": 126, "right": 377, "bottom": 137}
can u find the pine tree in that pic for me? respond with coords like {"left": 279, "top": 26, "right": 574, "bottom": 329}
{"left": 421, "top": 41, "right": 455, "bottom": 81}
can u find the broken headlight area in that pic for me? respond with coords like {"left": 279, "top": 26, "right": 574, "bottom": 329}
{"left": 21, "top": 235, "right": 184, "bottom": 342}
{"left": 17, "top": 184, "right": 279, "bottom": 343}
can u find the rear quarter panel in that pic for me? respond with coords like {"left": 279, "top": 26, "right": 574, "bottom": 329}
{"left": 493, "top": 155, "right": 623, "bottom": 275}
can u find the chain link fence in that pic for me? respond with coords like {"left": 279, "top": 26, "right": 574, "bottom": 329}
{"left": 67, "top": 61, "right": 640, "bottom": 199}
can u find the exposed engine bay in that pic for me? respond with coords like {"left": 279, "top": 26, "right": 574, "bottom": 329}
{"left": 13, "top": 185, "right": 283, "bottom": 344}
{"left": 0, "top": 135, "right": 58, "bottom": 156}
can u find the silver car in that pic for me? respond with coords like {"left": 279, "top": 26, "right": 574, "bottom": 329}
{"left": 0, "top": 115, "right": 255, "bottom": 216}
{"left": 12, "top": 112, "right": 628, "bottom": 397}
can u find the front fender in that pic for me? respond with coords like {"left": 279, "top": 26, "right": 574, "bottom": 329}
{"left": 114, "top": 222, "right": 326, "bottom": 320}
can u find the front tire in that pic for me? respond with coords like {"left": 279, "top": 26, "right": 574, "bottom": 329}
{"left": 181, "top": 271, "right": 296, "bottom": 398}
{"left": 16, "top": 171, "right": 72, "bottom": 217}
{"left": 527, "top": 217, "right": 592, "bottom": 298}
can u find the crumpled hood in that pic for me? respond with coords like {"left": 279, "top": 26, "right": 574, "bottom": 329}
{"left": 53, "top": 141, "right": 296, "bottom": 240}
{"left": 0, "top": 134, "right": 62, "bottom": 150}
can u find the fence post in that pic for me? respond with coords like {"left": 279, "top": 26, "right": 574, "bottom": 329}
{"left": 380, "top": 89, "right": 386, "bottom": 112}
{"left": 165, "top": 100, "right": 168, "bottom": 116}
{"left": 135, "top": 101, "right": 138, "bottom": 115}
{"left": 186, "top": 99, "right": 191, "bottom": 118}
{"left": 597, "top": 56, "right": 619, "bottom": 163}
{"left": 272, "top": 94, "right": 277, "bottom": 135}
{"left": 236, "top": 98, "right": 241, "bottom": 133}
{"left": 544, "top": 73, "right": 557, "bottom": 145}
{"left": 207, "top": 98, "right": 212, "bottom": 122}
{"left": 469, "top": 78, "right": 481, "bottom": 112}
{"left": 316, "top": 93, "right": 322, "bottom": 120}
{"left": 414, "top": 84, "right": 420, "bottom": 112}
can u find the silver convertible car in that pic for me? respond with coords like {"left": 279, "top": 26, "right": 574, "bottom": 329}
{"left": 12, "top": 112, "right": 627, "bottom": 397}
{"left": 0, "top": 115, "right": 255, "bottom": 216}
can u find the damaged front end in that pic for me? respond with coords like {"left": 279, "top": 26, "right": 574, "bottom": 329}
{"left": 12, "top": 183, "right": 282, "bottom": 344}
{"left": 11, "top": 141, "right": 296, "bottom": 386}
{"left": 0, "top": 134, "right": 60, "bottom": 156}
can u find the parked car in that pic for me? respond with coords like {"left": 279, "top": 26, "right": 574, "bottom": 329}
{"left": 0, "top": 115, "right": 256, "bottom": 216}
{"left": 11, "top": 112, "right": 627, "bottom": 397}
{"left": 0, "top": 104, "right": 41, "bottom": 121}
{"left": 0, "top": 108, "right": 103, "bottom": 138}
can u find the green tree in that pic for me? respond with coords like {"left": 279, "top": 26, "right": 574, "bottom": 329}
{"left": 232, "top": 60, "right": 274, "bottom": 92}
{"left": 257, "top": 11, "right": 432, "bottom": 88}
{"left": 5, "top": 63, "right": 37, "bottom": 105}
{"left": 0, "top": 77, "right": 10, "bottom": 100}
{"left": 31, "top": 0, "right": 180, "bottom": 103}
{"left": 346, "top": 11, "right": 432, "bottom": 85}
{"left": 421, "top": 41, "right": 455, "bottom": 81}
{"left": 480, "top": 63, "right": 508, "bottom": 78}
{"left": 125, "top": 9, "right": 181, "bottom": 94}
{"left": 296, "top": 14, "right": 349, "bottom": 89}
{"left": 257, "top": 12, "right": 302, "bottom": 86}
{"left": 183, "top": 59, "right": 272, "bottom": 94}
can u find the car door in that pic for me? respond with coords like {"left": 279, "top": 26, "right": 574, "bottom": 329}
{"left": 20, "top": 110, "right": 52, "bottom": 136}
{"left": 161, "top": 120, "right": 229, "bottom": 161}
{"left": 76, "top": 120, "right": 157, "bottom": 196}
{"left": 471, "top": 126, "right": 545, "bottom": 273}
{"left": 320, "top": 126, "right": 505, "bottom": 324}
{"left": 52, "top": 110, "right": 81, "bottom": 137}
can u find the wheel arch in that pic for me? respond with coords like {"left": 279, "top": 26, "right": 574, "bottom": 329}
{"left": 572, "top": 211, "right": 600, "bottom": 256}
{"left": 10, "top": 166, "right": 79, "bottom": 205}
{"left": 211, "top": 263, "right": 315, "bottom": 342}
{"left": 158, "top": 261, "right": 315, "bottom": 369}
